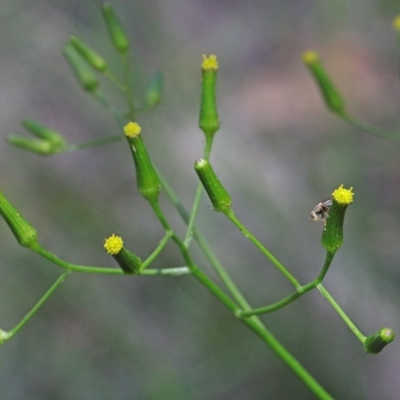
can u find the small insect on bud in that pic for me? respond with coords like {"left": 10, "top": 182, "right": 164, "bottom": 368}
{"left": 104, "top": 234, "right": 142, "bottom": 275}
{"left": 321, "top": 185, "right": 354, "bottom": 253}
{"left": 364, "top": 327, "right": 395, "bottom": 354}
{"left": 310, "top": 198, "right": 332, "bottom": 223}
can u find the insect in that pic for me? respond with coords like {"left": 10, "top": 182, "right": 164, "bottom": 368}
{"left": 310, "top": 198, "right": 332, "bottom": 223}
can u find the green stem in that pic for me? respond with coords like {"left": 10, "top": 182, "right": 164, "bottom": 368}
{"left": 149, "top": 199, "right": 332, "bottom": 399}
{"left": 238, "top": 251, "right": 336, "bottom": 317}
{"left": 104, "top": 69, "right": 126, "bottom": 91}
{"left": 141, "top": 231, "right": 172, "bottom": 270}
{"left": 6, "top": 271, "right": 71, "bottom": 340}
{"left": 64, "top": 135, "right": 123, "bottom": 152}
{"left": 184, "top": 135, "right": 214, "bottom": 247}
{"left": 122, "top": 53, "right": 135, "bottom": 120}
{"left": 92, "top": 90, "right": 126, "bottom": 128}
{"left": 317, "top": 283, "right": 366, "bottom": 343}
{"left": 339, "top": 112, "right": 400, "bottom": 142}
{"left": 225, "top": 209, "right": 300, "bottom": 289}
{"left": 30, "top": 241, "right": 183, "bottom": 276}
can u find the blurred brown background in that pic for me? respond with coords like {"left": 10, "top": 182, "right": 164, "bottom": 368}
{"left": 1, "top": 0, "right": 400, "bottom": 399}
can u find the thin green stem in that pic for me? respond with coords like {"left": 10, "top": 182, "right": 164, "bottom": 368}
{"left": 148, "top": 199, "right": 332, "bottom": 399}
{"left": 225, "top": 209, "right": 300, "bottom": 289}
{"left": 317, "top": 283, "right": 366, "bottom": 343}
{"left": 6, "top": 271, "right": 71, "bottom": 340}
{"left": 339, "top": 112, "right": 400, "bottom": 142}
{"left": 238, "top": 251, "right": 336, "bottom": 317}
{"left": 92, "top": 90, "right": 126, "bottom": 128}
{"left": 122, "top": 53, "right": 135, "bottom": 120}
{"left": 184, "top": 136, "right": 214, "bottom": 247}
{"left": 30, "top": 241, "right": 182, "bottom": 276}
{"left": 64, "top": 135, "right": 123, "bottom": 152}
{"left": 141, "top": 231, "right": 172, "bottom": 270}
{"left": 103, "top": 69, "right": 126, "bottom": 91}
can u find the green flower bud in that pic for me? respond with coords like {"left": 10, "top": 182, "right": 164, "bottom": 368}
{"left": 123, "top": 122, "right": 161, "bottom": 203}
{"left": 22, "top": 119, "right": 65, "bottom": 147}
{"left": 104, "top": 234, "right": 142, "bottom": 275}
{"left": 194, "top": 158, "right": 232, "bottom": 213}
{"left": 321, "top": 185, "right": 354, "bottom": 253}
{"left": 69, "top": 35, "right": 107, "bottom": 72}
{"left": 102, "top": 3, "right": 129, "bottom": 54}
{"left": 0, "top": 191, "right": 38, "bottom": 248}
{"left": 7, "top": 136, "right": 55, "bottom": 156}
{"left": 302, "top": 50, "right": 345, "bottom": 114}
{"left": 364, "top": 327, "right": 395, "bottom": 354}
{"left": 63, "top": 43, "right": 99, "bottom": 92}
{"left": 199, "top": 54, "right": 220, "bottom": 139}
{"left": 145, "top": 72, "right": 163, "bottom": 107}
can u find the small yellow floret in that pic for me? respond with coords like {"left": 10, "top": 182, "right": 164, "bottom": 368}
{"left": 302, "top": 50, "right": 319, "bottom": 65}
{"left": 332, "top": 184, "right": 354, "bottom": 205}
{"left": 104, "top": 234, "right": 124, "bottom": 255}
{"left": 202, "top": 54, "right": 218, "bottom": 70}
{"left": 124, "top": 122, "right": 141, "bottom": 138}
{"left": 393, "top": 16, "right": 400, "bottom": 31}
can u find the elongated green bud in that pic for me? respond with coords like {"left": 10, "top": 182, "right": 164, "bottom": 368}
{"left": 145, "top": 72, "right": 163, "bottom": 107}
{"left": 321, "top": 185, "right": 354, "bottom": 252}
{"left": 22, "top": 119, "right": 65, "bottom": 148}
{"left": 303, "top": 50, "right": 345, "bottom": 114}
{"left": 102, "top": 3, "right": 129, "bottom": 53}
{"left": 364, "top": 327, "right": 395, "bottom": 354}
{"left": 194, "top": 158, "right": 232, "bottom": 213}
{"left": 7, "top": 136, "right": 54, "bottom": 156}
{"left": 69, "top": 35, "right": 107, "bottom": 72}
{"left": 104, "top": 234, "right": 142, "bottom": 275}
{"left": 63, "top": 43, "right": 99, "bottom": 92}
{"left": 123, "top": 122, "right": 161, "bottom": 203}
{"left": 199, "top": 54, "right": 220, "bottom": 139}
{"left": 0, "top": 191, "right": 37, "bottom": 248}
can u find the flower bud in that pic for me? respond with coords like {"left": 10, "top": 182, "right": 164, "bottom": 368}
{"left": 69, "top": 35, "right": 107, "bottom": 72}
{"left": 194, "top": 158, "right": 232, "bottom": 213}
{"left": 7, "top": 136, "right": 55, "bottom": 156}
{"left": 104, "top": 234, "right": 142, "bottom": 275}
{"left": 364, "top": 327, "right": 395, "bottom": 354}
{"left": 199, "top": 54, "right": 220, "bottom": 139}
{"left": 123, "top": 122, "right": 161, "bottom": 203}
{"left": 321, "top": 185, "right": 354, "bottom": 252}
{"left": 0, "top": 191, "right": 38, "bottom": 248}
{"left": 145, "top": 71, "right": 163, "bottom": 107}
{"left": 102, "top": 3, "right": 129, "bottom": 53}
{"left": 302, "top": 50, "right": 345, "bottom": 114}
{"left": 63, "top": 43, "right": 99, "bottom": 92}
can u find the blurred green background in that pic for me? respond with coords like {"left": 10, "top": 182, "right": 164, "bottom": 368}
{"left": 1, "top": 0, "right": 400, "bottom": 399}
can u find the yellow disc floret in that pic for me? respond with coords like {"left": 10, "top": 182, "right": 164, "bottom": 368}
{"left": 332, "top": 184, "right": 354, "bottom": 205}
{"left": 202, "top": 54, "right": 218, "bottom": 70}
{"left": 393, "top": 16, "right": 400, "bottom": 31}
{"left": 124, "top": 122, "right": 141, "bottom": 138}
{"left": 104, "top": 234, "right": 124, "bottom": 255}
{"left": 302, "top": 50, "right": 319, "bottom": 65}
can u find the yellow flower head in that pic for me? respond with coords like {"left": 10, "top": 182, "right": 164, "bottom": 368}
{"left": 104, "top": 234, "right": 124, "bottom": 255}
{"left": 202, "top": 54, "right": 218, "bottom": 70}
{"left": 332, "top": 184, "right": 354, "bottom": 205}
{"left": 302, "top": 50, "right": 319, "bottom": 65}
{"left": 393, "top": 16, "right": 400, "bottom": 31}
{"left": 124, "top": 122, "right": 141, "bottom": 138}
